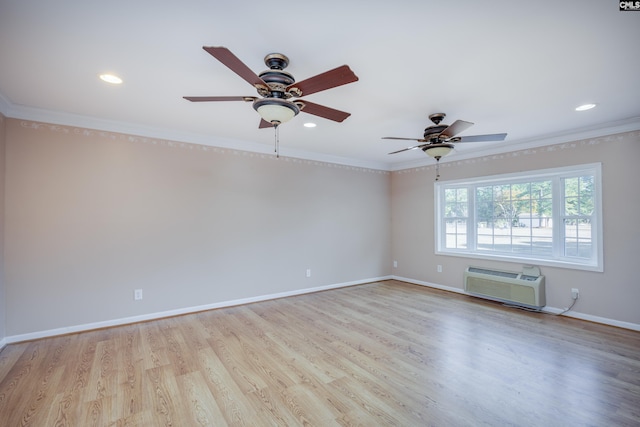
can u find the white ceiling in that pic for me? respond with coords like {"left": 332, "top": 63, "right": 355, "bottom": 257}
{"left": 1, "top": 0, "right": 639, "bottom": 170}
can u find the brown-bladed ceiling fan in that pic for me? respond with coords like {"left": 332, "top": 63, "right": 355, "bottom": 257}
{"left": 184, "top": 46, "right": 359, "bottom": 128}
{"left": 383, "top": 113, "right": 507, "bottom": 160}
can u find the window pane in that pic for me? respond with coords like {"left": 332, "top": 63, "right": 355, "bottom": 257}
{"left": 565, "top": 176, "right": 595, "bottom": 216}
{"left": 445, "top": 219, "right": 467, "bottom": 249}
{"left": 494, "top": 235, "right": 512, "bottom": 252}
{"left": 564, "top": 218, "right": 592, "bottom": 258}
{"left": 444, "top": 188, "right": 468, "bottom": 217}
{"left": 579, "top": 176, "right": 594, "bottom": 215}
{"left": 532, "top": 229, "right": 553, "bottom": 257}
{"left": 476, "top": 186, "right": 493, "bottom": 225}
{"left": 477, "top": 223, "right": 494, "bottom": 251}
{"left": 512, "top": 227, "right": 532, "bottom": 253}
{"left": 563, "top": 176, "right": 594, "bottom": 259}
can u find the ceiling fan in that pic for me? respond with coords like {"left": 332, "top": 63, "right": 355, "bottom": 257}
{"left": 184, "top": 46, "right": 359, "bottom": 128}
{"left": 383, "top": 113, "right": 507, "bottom": 160}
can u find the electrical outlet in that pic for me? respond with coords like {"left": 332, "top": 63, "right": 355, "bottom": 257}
{"left": 393, "top": 260, "right": 397, "bottom": 268}
{"left": 571, "top": 288, "right": 579, "bottom": 300}
{"left": 437, "top": 265, "right": 443, "bottom": 273}
{"left": 306, "top": 269, "right": 311, "bottom": 278}
{"left": 134, "top": 289, "right": 143, "bottom": 301}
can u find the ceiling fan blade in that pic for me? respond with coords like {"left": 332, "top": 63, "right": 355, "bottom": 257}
{"left": 439, "top": 119, "right": 474, "bottom": 138}
{"left": 297, "top": 100, "right": 351, "bottom": 122}
{"left": 183, "top": 96, "right": 257, "bottom": 102}
{"left": 388, "top": 144, "right": 428, "bottom": 154}
{"left": 203, "top": 46, "right": 268, "bottom": 89}
{"left": 287, "top": 65, "right": 358, "bottom": 97}
{"left": 455, "top": 133, "right": 507, "bottom": 143}
{"left": 258, "top": 119, "right": 273, "bottom": 129}
{"left": 382, "top": 136, "right": 427, "bottom": 142}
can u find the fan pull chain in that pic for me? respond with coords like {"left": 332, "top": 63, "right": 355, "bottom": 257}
{"left": 435, "top": 159, "right": 441, "bottom": 181}
{"left": 273, "top": 124, "right": 280, "bottom": 158}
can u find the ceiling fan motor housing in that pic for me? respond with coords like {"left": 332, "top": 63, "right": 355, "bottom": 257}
{"left": 258, "top": 53, "right": 297, "bottom": 99}
{"left": 423, "top": 113, "right": 448, "bottom": 141}
{"left": 424, "top": 125, "right": 448, "bottom": 141}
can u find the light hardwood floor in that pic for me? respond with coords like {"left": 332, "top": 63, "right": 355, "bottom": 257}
{"left": 1, "top": 280, "right": 639, "bottom": 426}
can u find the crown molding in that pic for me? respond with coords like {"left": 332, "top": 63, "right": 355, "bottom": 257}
{"left": 0, "top": 96, "right": 390, "bottom": 172}
{"left": 2, "top": 93, "right": 638, "bottom": 173}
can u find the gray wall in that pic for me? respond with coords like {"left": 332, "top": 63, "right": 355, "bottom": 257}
{"left": 4, "top": 119, "right": 391, "bottom": 336}
{"left": 391, "top": 130, "right": 640, "bottom": 326}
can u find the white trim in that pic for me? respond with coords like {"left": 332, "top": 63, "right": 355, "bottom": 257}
{"left": 540, "top": 306, "right": 640, "bottom": 332}
{"left": 2, "top": 92, "right": 639, "bottom": 173}
{"left": 4, "top": 276, "right": 392, "bottom": 344}
{"left": 393, "top": 275, "right": 640, "bottom": 332}
{"left": 392, "top": 275, "right": 467, "bottom": 295}
{"left": 4, "top": 275, "right": 639, "bottom": 343}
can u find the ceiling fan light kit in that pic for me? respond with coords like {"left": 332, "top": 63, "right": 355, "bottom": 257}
{"left": 423, "top": 143, "right": 454, "bottom": 159}
{"left": 253, "top": 98, "right": 299, "bottom": 126}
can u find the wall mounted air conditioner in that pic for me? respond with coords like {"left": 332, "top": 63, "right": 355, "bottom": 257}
{"left": 464, "top": 265, "right": 545, "bottom": 309}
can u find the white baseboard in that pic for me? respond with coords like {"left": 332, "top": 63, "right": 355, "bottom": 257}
{"left": 6, "top": 274, "right": 636, "bottom": 344}
{"left": 392, "top": 276, "right": 467, "bottom": 295}
{"left": 539, "top": 306, "right": 640, "bottom": 331}
{"left": 4, "top": 276, "right": 392, "bottom": 344}
{"left": 393, "top": 275, "right": 640, "bottom": 332}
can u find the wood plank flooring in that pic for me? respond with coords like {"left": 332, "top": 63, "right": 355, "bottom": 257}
{"left": 1, "top": 280, "right": 639, "bottom": 426}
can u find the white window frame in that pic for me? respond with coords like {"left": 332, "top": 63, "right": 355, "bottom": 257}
{"left": 435, "top": 163, "right": 603, "bottom": 272}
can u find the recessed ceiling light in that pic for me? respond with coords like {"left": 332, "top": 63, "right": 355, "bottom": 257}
{"left": 99, "top": 73, "right": 123, "bottom": 84}
{"left": 575, "top": 103, "right": 596, "bottom": 111}
{"left": 303, "top": 122, "right": 316, "bottom": 128}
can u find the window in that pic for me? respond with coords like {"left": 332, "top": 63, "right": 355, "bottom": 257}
{"left": 435, "top": 163, "right": 602, "bottom": 271}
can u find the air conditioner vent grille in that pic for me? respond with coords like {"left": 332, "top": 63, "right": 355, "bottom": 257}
{"left": 467, "top": 267, "right": 519, "bottom": 279}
